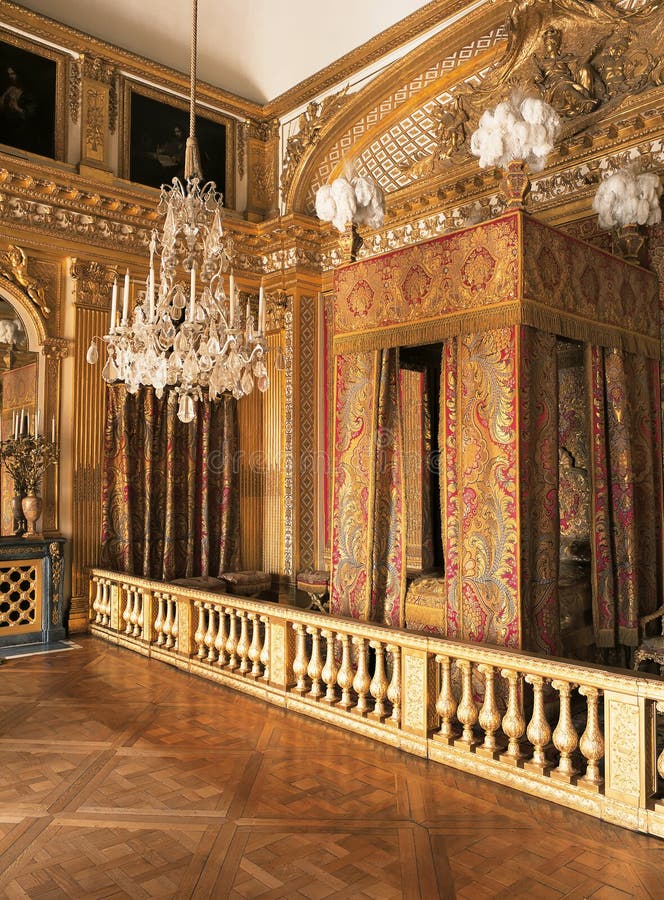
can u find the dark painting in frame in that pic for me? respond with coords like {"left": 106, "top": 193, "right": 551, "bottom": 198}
{"left": 126, "top": 87, "right": 233, "bottom": 204}
{"left": 0, "top": 35, "right": 60, "bottom": 160}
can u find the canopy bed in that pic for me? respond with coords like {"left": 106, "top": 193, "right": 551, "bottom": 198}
{"left": 330, "top": 209, "right": 662, "bottom": 659}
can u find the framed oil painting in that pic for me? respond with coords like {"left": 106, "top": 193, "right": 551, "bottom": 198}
{"left": 123, "top": 84, "right": 234, "bottom": 206}
{"left": 0, "top": 34, "right": 65, "bottom": 160}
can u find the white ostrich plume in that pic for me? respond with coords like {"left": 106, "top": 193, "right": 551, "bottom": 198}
{"left": 470, "top": 95, "right": 561, "bottom": 173}
{"left": 592, "top": 167, "right": 663, "bottom": 230}
{"left": 315, "top": 174, "right": 385, "bottom": 232}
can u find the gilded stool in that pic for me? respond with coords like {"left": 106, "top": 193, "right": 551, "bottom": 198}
{"left": 296, "top": 570, "right": 330, "bottom": 613}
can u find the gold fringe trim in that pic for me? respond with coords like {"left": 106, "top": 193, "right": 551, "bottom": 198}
{"left": 520, "top": 300, "right": 660, "bottom": 360}
{"left": 334, "top": 303, "right": 523, "bottom": 355}
{"left": 333, "top": 300, "right": 660, "bottom": 359}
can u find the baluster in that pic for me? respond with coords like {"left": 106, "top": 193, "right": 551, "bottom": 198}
{"left": 102, "top": 580, "right": 113, "bottom": 627}
{"left": 578, "top": 686, "right": 604, "bottom": 789}
{"left": 130, "top": 590, "right": 140, "bottom": 636}
{"left": 122, "top": 585, "right": 132, "bottom": 634}
{"left": 369, "top": 641, "right": 389, "bottom": 721}
{"left": 163, "top": 597, "right": 174, "bottom": 649}
{"left": 551, "top": 680, "right": 579, "bottom": 783}
{"left": 92, "top": 578, "right": 102, "bottom": 623}
{"left": 204, "top": 603, "right": 218, "bottom": 662}
{"left": 194, "top": 601, "right": 206, "bottom": 658}
{"left": 225, "top": 608, "right": 239, "bottom": 669}
{"left": 154, "top": 593, "right": 165, "bottom": 645}
{"left": 455, "top": 660, "right": 478, "bottom": 749}
{"left": 237, "top": 612, "right": 251, "bottom": 674}
{"left": 218, "top": 606, "right": 228, "bottom": 668}
{"left": 352, "top": 637, "right": 371, "bottom": 715}
{"left": 170, "top": 600, "right": 179, "bottom": 650}
{"left": 524, "top": 675, "right": 552, "bottom": 774}
{"left": 500, "top": 668, "right": 526, "bottom": 763}
{"left": 305, "top": 626, "right": 324, "bottom": 699}
{"left": 101, "top": 580, "right": 110, "bottom": 626}
{"left": 259, "top": 616, "right": 270, "bottom": 681}
{"left": 137, "top": 592, "right": 145, "bottom": 637}
{"left": 336, "top": 633, "right": 355, "bottom": 710}
{"left": 248, "top": 614, "right": 262, "bottom": 678}
{"left": 434, "top": 655, "right": 457, "bottom": 743}
{"left": 476, "top": 664, "right": 502, "bottom": 758}
{"left": 292, "top": 623, "right": 309, "bottom": 693}
{"left": 657, "top": 702, "right": 664, "bottom": 785}
{"left": 321, "top": 629, "right": 338, "bottom": 704}
{"left": 386, "top": 644, "right": 401, "bottom": 726}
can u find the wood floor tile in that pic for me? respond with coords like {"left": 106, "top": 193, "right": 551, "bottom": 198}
{"left": 0, "top": 635, "right": 661, "bottom": 899}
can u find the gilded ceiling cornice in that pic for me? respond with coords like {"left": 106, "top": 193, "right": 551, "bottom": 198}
{"left": 0, "top": 1, "right": 263, "bottom": 121}
{"left": 287, "top": 1, "right": 508, "bottom": 212}
{"left": 0, "top": 149, "right": 323, "bottom": 271}
{"left": 263, "top": 0, "right": 510, "bottom": 119}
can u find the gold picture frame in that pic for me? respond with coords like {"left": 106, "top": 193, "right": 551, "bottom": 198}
{"left": 121, "top": 80, "right": 235, "bottom": 208}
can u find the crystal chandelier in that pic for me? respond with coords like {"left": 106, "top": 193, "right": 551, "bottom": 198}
{"left": 88, "top": 0, "right": 268, "bottom": 423}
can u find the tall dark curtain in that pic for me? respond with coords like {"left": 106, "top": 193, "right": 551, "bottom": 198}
{"left": 589, "top": 346, "right": 663, "bottom": 647}
{"left": 101, "top": 385, "right": 240, "bottom": 581}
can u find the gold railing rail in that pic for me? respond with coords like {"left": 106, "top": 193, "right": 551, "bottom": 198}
{"left": 89, "top": 568, "right": 664, "bottom": 838}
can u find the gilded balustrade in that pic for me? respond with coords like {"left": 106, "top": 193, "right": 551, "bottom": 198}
{"left": 89, "top": 568, "right": 664, "bottom": 838}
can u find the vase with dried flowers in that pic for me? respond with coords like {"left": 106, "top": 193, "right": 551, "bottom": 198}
{"left": 0, "top": 431, "right": 58, "bottom": 537}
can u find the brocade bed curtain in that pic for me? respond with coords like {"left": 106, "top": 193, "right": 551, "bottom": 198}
{"left": 101, "top": 385, "right": 239, "bottom": 581}
{"left": 589, "top": 346, "right": 663, "bottom": 647}
{"left": 330, "top": 347, "right": 406, "bottom": 626}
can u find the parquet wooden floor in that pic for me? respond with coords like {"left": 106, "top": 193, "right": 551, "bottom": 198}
{"left": 0, "top": 637, "right": 662, "bottom": 899}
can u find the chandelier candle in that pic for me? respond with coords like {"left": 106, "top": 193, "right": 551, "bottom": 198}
{"left": 110, "top": 279, "right": 118, "bottom": 334}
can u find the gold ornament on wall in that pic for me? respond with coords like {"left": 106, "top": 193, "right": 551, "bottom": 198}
{"left": 0, "top": 246, "right": 50, "bottom": 318}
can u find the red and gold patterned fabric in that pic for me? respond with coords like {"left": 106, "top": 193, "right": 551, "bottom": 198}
{"left": 334, "top": 211, "right": 658, "bottom": 359}
{"left": 100, "top": 385, "right": 239, "bottom": 581}
{"left": 330, "top": 349, "right": 405, "bottom": 626}
{"left": 589, "top": 346, "right": 663, "bottom": 646}
{"left": 330, "top": 210, "right": 661, "bottom": 654}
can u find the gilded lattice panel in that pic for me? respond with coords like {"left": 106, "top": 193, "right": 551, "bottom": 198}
{"left": 307, "top": 29, "right": 506, "bottom": 206}
{"left": 0, "top": 560, "right": 41, "bottom": 633}
{"left": 297, "top": 297, "right": 316, "bottom": 571}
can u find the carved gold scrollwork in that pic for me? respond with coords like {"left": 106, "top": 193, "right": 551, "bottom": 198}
{"left": 69, "top": 57, "right": 82, "bottom": 123}
{"left": 280, "top": 85, "right": 351, "bottom": 196}
{"left": 0, "top": 245, "right": 50, "bottom": 318}
{"left": 70, "top": 259, "right": 117, "bottom": 309}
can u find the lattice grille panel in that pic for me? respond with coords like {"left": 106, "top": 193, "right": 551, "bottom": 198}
{"left": 0, "top": 560, "right": 41, "bottom": 632}
{"left": 306, "top": 28, "right": 506, "bottom": 206}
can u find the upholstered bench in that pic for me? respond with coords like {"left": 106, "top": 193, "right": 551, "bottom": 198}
{"left": 220, "top": 570, "right": 272, "bottom": 597}
{"left": 296, "top": 570, "right": 330, "bottom": 613}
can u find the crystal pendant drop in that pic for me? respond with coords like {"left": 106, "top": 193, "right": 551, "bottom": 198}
{"left": 177, "top": 393, "right": 196, "bottom": 423}
{"left": 86, "top": 341, "right": 99, "bottom": 365}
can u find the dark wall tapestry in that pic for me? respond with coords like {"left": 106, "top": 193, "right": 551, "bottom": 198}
{"left": 101, "top": 386, "right": 239, "bottom": 581}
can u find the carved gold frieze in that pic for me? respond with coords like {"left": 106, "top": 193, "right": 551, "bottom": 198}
{"left": 70, "top": 259, "right": 117, "bottom": 309}
{"left": 280, "top": 85, "right": 351, "bottom": 198}
{"left": 0, "top": 245, "right": 50, "bottom": 318}
{"left": 69, "top": 57, "right": 82, "bottom": 124}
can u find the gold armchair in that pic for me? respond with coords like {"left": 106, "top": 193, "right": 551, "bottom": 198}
{"left": 633, "top": 604, "right": 664, "bottom": 674}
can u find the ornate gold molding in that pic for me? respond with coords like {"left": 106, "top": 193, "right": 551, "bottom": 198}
{"left": 280, "top": 86, "right": 351, "bottom": 198}
{"left": 70, "top": 260, "right": 117, "bottom": 309}
{"left": 0, "top": 245, "right": 50, "bottom": 319}
{"left": 42, "top": 336, "right": 70, "bottom": 360}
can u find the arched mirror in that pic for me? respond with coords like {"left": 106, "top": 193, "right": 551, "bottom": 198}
{"left": 0, "top": 297, "right": 38, "bottom": 534}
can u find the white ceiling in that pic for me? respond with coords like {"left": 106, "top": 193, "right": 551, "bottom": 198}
{"left": 19, "top": 0, "right": 431, "bottom": 105}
